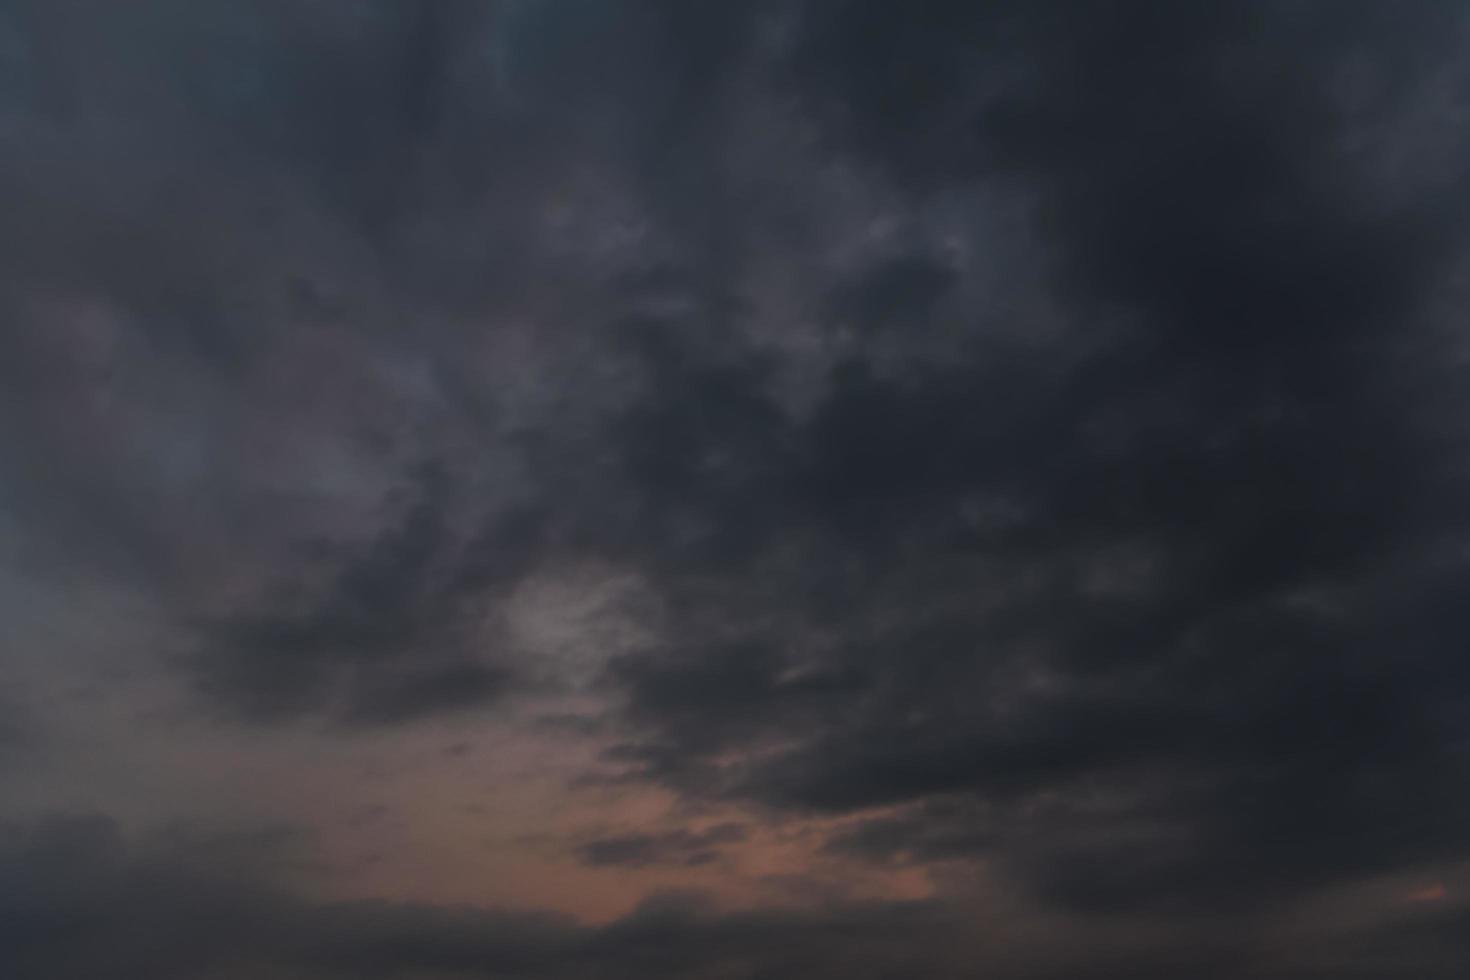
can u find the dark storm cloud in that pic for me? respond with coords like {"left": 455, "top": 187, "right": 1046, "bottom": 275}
{"left": 822, "top": 797, "right": 995, "bottom": 864}
{"left": 0, "top": 814, "right": 579, "bottom": 980}
{"left": 576, "top": 822, "right": 747, "bottom": 868}
{"left": 0, "top": 0, "right": 805, "bottom": 728}
{"left": 4, "top": 0, "right": 1470, "bottom": 969}
{"left": 0, "top": 0, "right": 654, "bottom": 721}
{"left": 587, "top": 0, "right": 1470, "bottom": 919}
{"left": 0, "top": 814, "right": 973, "bottom": 980}
{"left": 0, "top": 701, "right": 27, "bottom": 766}
{"left": 4, "top": 813, "right": 1468, "bottom": 980}
{"left": 189, "top": 460, "right": 523, "bottom": 723}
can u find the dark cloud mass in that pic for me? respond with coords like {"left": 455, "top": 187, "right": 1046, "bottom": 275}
{"left": 576, "top": 822, "right": 748, "bottom": 868}
{"left": 3, "top": 1, "right": 1470, "bottom": 977}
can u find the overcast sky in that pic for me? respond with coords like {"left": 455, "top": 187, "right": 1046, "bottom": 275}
{"left": 3, "top": 2, "right": 1470, "bottom": 978}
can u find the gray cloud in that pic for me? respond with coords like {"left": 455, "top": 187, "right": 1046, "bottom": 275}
{"left": 4, "top": 813, "right": 1468, "bottom": 980}
{"left": 2, "top": 1, "right": 1470, "bottom": 974}
{"left": 585, "top": 0, "right": 1470, "bottom": 918}
{"left": 576, "top": 822, "right": 747, "bottom": 868}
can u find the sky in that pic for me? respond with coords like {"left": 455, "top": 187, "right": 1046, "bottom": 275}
{"left": 2, "top": 2, "right": 1470, "bottom": 977}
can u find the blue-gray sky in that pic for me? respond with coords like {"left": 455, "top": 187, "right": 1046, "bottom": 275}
{"left": 3, "top": 2, "right": 1470, "bottom": 978}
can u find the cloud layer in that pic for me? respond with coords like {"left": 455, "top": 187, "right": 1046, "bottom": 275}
{"left": 3, "top": 1, "right": 1470, "bottom": 977}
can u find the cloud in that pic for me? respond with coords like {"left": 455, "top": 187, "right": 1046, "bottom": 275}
{"left": 0, "top": 814, "right": 973, "bottom": 980}
{"left": 2, "top": 2, "right": 1470, "bottom": 967}
{"left": 584, "top": 0, "right": 1470, "bottom": 919}
{"left": 5, "top": 813, "right": 1469, "bottom": 980}
{"left": 0, "top": 814, "right": 579, "bottom": 980}
{"left": 188, "top": 460, "right": 523, "bottom": 724}
{"left": 576, "top": 822, "right": 747, "bottom": 868}
{"left": 0, "top": 0, "right": 788, "bottom": 726}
